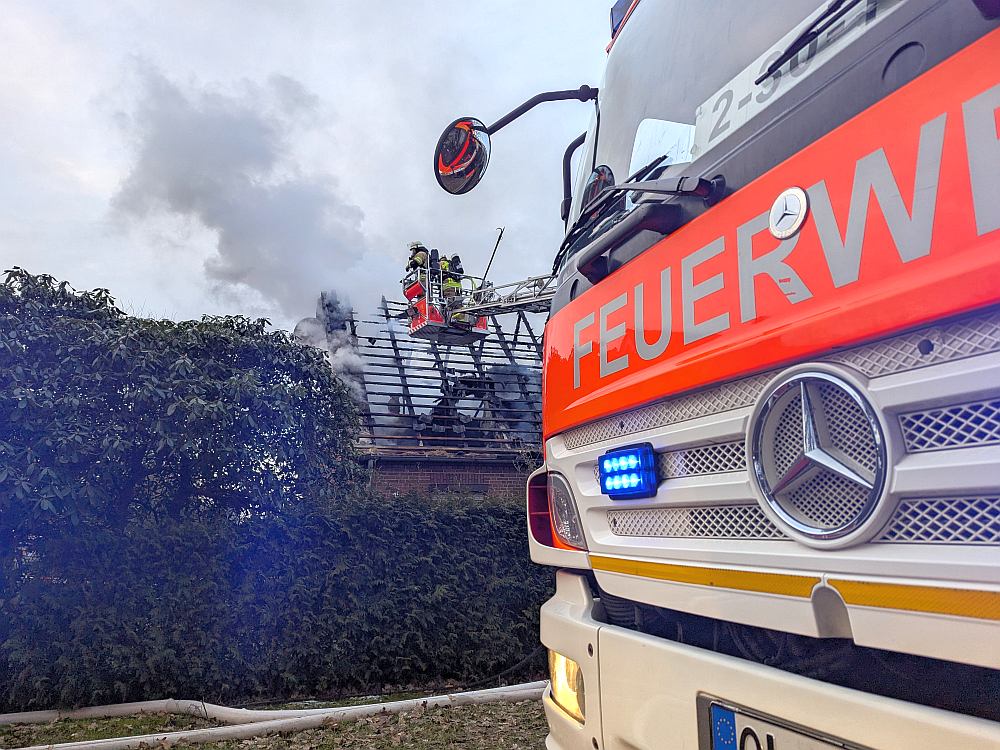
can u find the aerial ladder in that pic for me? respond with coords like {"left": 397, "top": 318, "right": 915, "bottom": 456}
{"left": 401, "top": 246, "right": 556, "bottom": 345}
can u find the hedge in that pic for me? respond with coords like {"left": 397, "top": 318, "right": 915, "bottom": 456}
{"left": 0, "top": 493, "right": 550, "bottom": 710}
{"left": 0, "top": 270, "right": 551, "bottom": 710}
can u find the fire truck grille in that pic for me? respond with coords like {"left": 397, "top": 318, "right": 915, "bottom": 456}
{"left": 658, "top": 441, "right": 746, "bottom": 478}
{"left": 826, "top": 311, "right": 1000, "bottom": 377}
{"left": 772, "top": 392, "right": 804, "bottom": 478}
{"left": 607, "top": 498, "right": 1000, "bottom": 544}
{"left": 878, "top": 497, "right": 1000, "bottom": 544}
{"left": 783, "top": 470, "right": 871, "bottom": 531}
{"left": 821, "top": 383, "right": 880, "bottom": 474}
{"left": 562, "top": 375, "right": 771, "bottom": 450}
{"left": 561, "top": 309, "right": 1000, "bottom": 451}
{"left": 899, "top": 398, "right": 1000, "bottom": 453}
{"left": 608, "top": 505, "right": 784, "bottom": 539}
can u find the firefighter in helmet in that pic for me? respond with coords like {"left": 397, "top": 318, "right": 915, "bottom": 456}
{"left": 407, "top": 241, "right": 428, "bottom": 272}
{"left": 407, "top": 241, "right": 429, "bottom": 289}
{"left": 443, "top": 253, "right": 469, "bottom": 329}
{"left": 441, "top": 254, "right": 461, "bottom": 301}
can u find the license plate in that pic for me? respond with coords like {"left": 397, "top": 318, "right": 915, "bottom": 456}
{"left": 705, "top": 701, "right": 862, "bottom": 750}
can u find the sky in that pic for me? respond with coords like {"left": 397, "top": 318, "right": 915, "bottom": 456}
{"left": 0, "top": 1, "right": 610, "bottom": 328}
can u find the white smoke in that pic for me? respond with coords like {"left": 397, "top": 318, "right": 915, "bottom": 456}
{"left": 292, "top": 291, "right": 366, "bottom": 401}
{"left": 112, "top": 63, "right": 377, "bottom": 322}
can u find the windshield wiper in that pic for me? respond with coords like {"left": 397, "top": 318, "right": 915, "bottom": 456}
{"left": 755, "top": 0, "right": 864, "bottom": 85}
{"left": 594, "top": 174, "right": 725, "bottom": 202}
{"left": 560, "top": 154, "right": 670, "bottom": 247}
{"left": 586, "top": 155, "right": 667, "bottom": 212}
{"left": 554, "top": 153, "right": 727, "bottom": 274}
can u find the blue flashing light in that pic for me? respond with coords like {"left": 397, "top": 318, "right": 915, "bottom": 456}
{"left": 597, "top": 443, "right": 658, "bottom": 499}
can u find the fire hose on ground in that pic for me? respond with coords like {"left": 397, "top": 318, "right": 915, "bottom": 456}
{"left": 0, "top": 681, "right": 549, "bottom": 750}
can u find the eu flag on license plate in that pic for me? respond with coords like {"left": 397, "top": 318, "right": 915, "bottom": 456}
{"left": 711, "top": 704, "right": 737, "bottom": 750}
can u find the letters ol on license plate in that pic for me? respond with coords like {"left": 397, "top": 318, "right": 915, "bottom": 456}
{"left": 708, "top": 702, "right": 853, "bottom": 750}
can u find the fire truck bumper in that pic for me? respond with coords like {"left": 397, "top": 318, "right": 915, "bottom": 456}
{"left": 540, "top": 570, "right": 1000, "bottom": 750}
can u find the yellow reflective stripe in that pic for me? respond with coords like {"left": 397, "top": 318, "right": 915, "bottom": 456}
{"left": 589, "top": 554, "right": 1000, "bottom": 620}
{"left": 589, "top": 554, "right": 819, "bottom": 598}
{"left": 830, "top": 579, "right": 1000, "bottom": 621}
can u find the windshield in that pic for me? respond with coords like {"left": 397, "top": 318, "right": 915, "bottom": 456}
{"left": 568, "top": 0, "right": 817, "bottom": 226}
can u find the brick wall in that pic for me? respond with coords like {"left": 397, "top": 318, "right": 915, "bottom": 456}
{"left": 367, "top": 457, "right": 528, "bottom": 498}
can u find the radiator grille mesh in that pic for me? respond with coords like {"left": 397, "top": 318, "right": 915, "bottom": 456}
{"left": 582, "top": 311, "right": 1000, "bottom": 547}
{"left": 606, "top": 497, "right": 1000, "bottom": 544}
{"left": 783, "top": 470, "right": 870, "bottom": 531}
{"left": 899, "top": 399, "right": 1000, "bottom": 452}
{"left": 772, "top": 392, "right": 804, "bottom": 478}
{"left": 827, "top": 312, "right": 1000, "bottom": 377}
{"left": 561, "top": 374, "right": 771, "bottom": 450}
{"left": 820, "top": 383, "right": 879, "bottom": 474}
{"left": 658, "top": 441, "right": 746, "bottom": 478}
{"left": 877, "top": 497, "right": 1000, "bottom": 544}
{"left": 608, "top": 505, "right": 784, "bottom": 539}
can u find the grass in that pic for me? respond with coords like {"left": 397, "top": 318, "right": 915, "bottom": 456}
{"left": 179, "top": 700, "right": 548, "bottom": 750}
{"left": 0, "top": 700, "right": 548, "bottom": 749}
{"left": 0, "top": 713, "right": 216, "bottom": 748}
{"left": 260, "top": 689, "right": 434, "bottom": 710}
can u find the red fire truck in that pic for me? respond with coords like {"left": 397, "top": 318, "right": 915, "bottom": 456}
{"left": 434, "top": 1, "right": 1000, "bottom": 748}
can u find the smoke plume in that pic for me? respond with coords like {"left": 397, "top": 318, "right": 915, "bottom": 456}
{"left": 112, "top": 64, "right": 371, "bottom": 322}
{"left": 293, "top": 291, "right": 366, "bottom": 401}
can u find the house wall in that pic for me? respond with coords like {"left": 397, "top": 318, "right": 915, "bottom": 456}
{"left": 368, "top": 457, "right": 528, "bottom": 498}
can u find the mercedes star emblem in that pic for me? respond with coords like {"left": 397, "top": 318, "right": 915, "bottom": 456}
{"left": 749, "top": 371, "right": 887, "bottom": 542}
{"left": 769, "top": 381, "right": 873, "bottom": 495}
{"left": 768, "top": 186, "right": 809, "bottom": 240}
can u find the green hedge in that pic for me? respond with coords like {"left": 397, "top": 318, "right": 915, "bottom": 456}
{"left": 0, "top": 269, "right": 550, "bottom": 710}
{"left": 1, "top": 494, "right": 550, "bottom": 711}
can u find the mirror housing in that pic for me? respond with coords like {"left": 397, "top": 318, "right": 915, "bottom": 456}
{"left": 433, "top": 86, "right": 597, "bottom": 195}
{"left": 434, "top": 117, "right": 491, "bottom": 195}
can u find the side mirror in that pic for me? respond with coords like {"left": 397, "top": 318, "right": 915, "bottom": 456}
{"left": 434, "top": 117, "right": 491, "bottom": 195}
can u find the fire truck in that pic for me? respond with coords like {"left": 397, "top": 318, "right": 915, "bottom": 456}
{"left": 434, "top": 1, "right": 1000, "bottom": 748}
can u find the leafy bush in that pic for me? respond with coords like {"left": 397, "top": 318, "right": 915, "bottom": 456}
{"left": 0, "top": 267, "right": 358, "bottom": 530}
{"left": 0, "top": 270, "right": 549, "bottom": 710}
{"left": 1, "top": 494, "right": 548, "bottom": 709}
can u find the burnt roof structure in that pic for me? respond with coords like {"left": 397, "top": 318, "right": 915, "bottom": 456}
{"left": 349, "top": 298, "right": 543, "bottom": 461}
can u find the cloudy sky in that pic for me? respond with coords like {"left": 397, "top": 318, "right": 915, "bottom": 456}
{"left": 0, "top": 1, "right": 609, "bottom": 327}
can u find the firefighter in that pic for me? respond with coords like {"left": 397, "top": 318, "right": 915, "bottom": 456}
{"left": 406, "top": 241, "right": 429, "bottom": 290}
{"left": 441, "top": 254, "right": 462, "bottom": 301}
{"left": 407, "top": 242, "right": 428, "bottom": 273}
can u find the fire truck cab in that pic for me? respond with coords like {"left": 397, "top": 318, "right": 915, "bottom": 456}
{"left": 436, "top": 1, "right": 1000, "bottom": 748}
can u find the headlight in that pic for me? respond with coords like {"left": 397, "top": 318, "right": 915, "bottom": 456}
{"left": 548, "top": 473, "right": 587, "bottom": 549}
{"left": 548, "top": 650, "right": 586, "bottom": 722}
